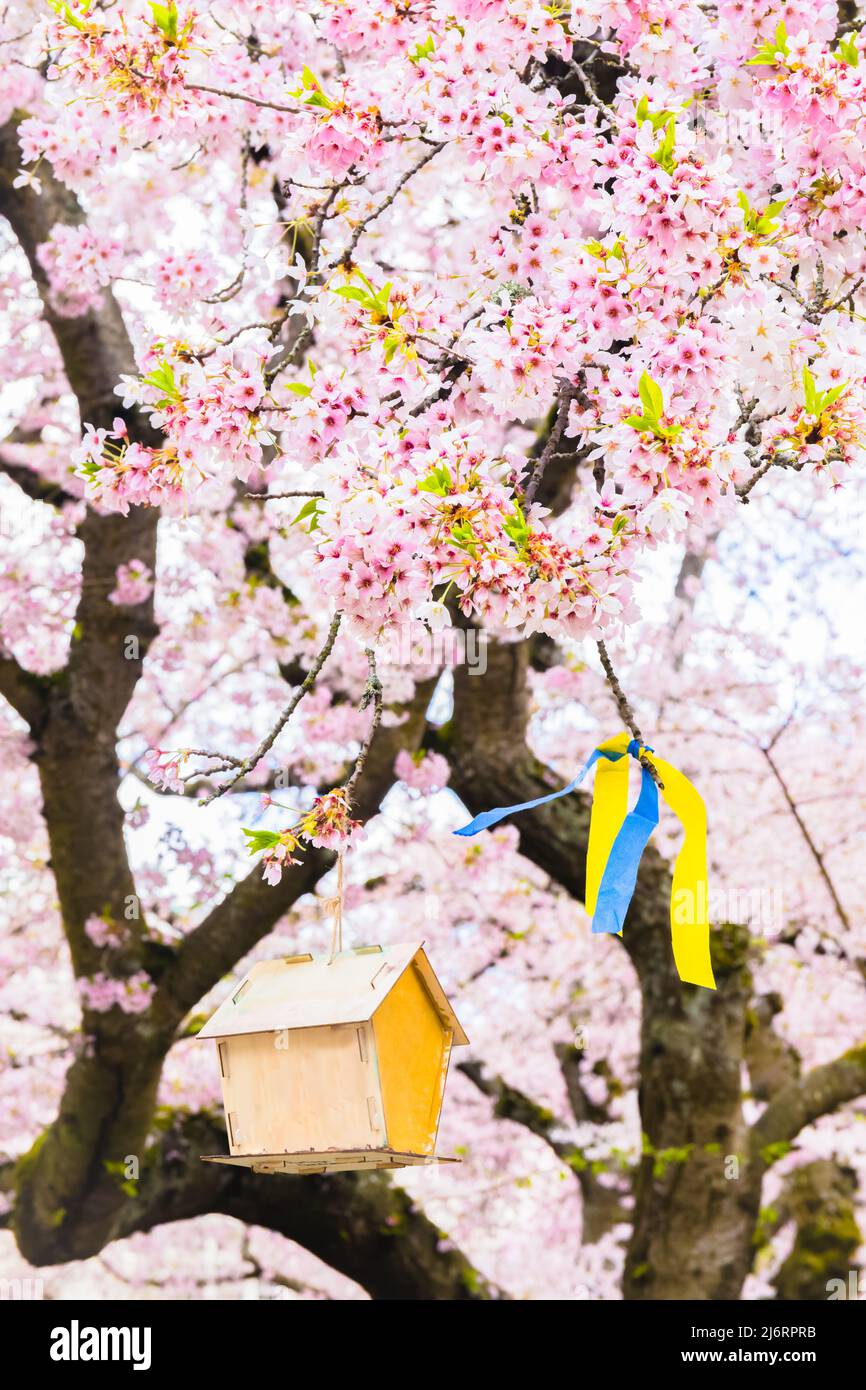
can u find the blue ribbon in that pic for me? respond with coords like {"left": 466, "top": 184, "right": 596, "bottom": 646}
{"left": 592, "top": 763, "right": 658, "bottom": 934}
{"left": 454, "top": 738, "right": 658, "bottom": 938}
{"left": 452, "top": 746, "right": 607, "bottom": 837}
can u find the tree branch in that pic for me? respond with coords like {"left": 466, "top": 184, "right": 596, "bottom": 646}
{"left": 0, "top": 655, "right": 47, "bottom": 731}
{"left": 750, "top": 1045, "right": 866, "bottom": 1159}
{"left": 157, "top": 673, "right": 437, "bottom": 1029}
{"left": 0, "top": 452, "right": 79, "bottom": 508}
{"left": 596, "top": 639, "right": 664, "bottom": 789}
{"left": 0, "top": 114, "right": 161, "bottom": 735}
{"left": 120, "top": 1110, "right": 501, "bottom": 1301}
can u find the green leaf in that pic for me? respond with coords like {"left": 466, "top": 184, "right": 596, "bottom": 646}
{"left": 759, "top": 1139, "right": 792, "bottom": 1166}
{"left": 802, "top": 364, "right": 818, "bottom": 414}
{"left": 836, "top": 34, "right": 859, "bottom": 67}
{"left": 747, "top": 21, "right": 789, "bottom": 66}
{"left": 638, "top": 371, "right": 664, "bottom": 420}
{"left": 141, "top": 361, "right": 180, "bottom": 403}
{"left": 373, "top": 281, "right": 393, "bottom": 316}
{"left": 291, "top": 496, "right": 321, "bottom": 531}
{"left": 636, "top": 94, "right": 675, "bottom": 132}
{"left": 651, "top": 115, "right": 677, "bottom": 173}
{"left": 624, "top": 412, "right": 656, "bottom": 432}
{"left": 285, "top": 381, "right": 312, "bottom": 397}
{"left": 409, "top": 34, "right": 435, "bottom": 64}
{"left": 449, "top": 521, "right": 477, "bottom": 554}
{"left": 503, "top": 503, "right": 530, "bottom": 548}
{"left": 755, "top": 199, "right": 787, "bottom": 235}
{"left": 296, "top": 67, "right": 334, "bottom": 110}
{"left": 417, "top": 464, "right": 453, "bottom": 496}
{"left": 612, "top": 512, "right": 629, "bottom": 535}
{"left": 60, "top": 4, "right": 85, "bottom": 28}
{"left": 149, "top": 0, "right": 178, "bottom": 41}
{"left": 739, "top": 191, "right": 787, "bottom": 237}
{"left": 382, "top": 332, "right": 402, "bottom": 364}
{"left": 242, "top": 828, "right": 283, "bottom": 855}
{"left": 334, "top": 286, "right": 374, "bottom": 306}
{"left": 49, "top": 0, "right": 91, "bottom": 30}
{"left": 626, "top": 409, "right": 681, "bottom": 442}
{"left": 820, "top": 382, "right": 847, "bottom": 410}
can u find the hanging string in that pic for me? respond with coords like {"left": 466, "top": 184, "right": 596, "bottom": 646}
{"left": 326, "top": 847, "right": 346, "bottom": 963}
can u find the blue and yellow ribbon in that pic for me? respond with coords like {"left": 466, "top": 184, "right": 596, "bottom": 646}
{"left": 453, "top": 731, "right": 715, "bottom": 989}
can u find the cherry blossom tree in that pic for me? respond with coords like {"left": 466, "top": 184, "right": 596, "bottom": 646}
{"left": 1, "top": 0, "right": 866, "bottom": 1300}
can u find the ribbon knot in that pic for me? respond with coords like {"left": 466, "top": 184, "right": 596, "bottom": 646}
{"left": 453, "top": 731, "right": 715, "bottom": 990}
{"left": 626, "top": 738, "right": 648, "bottom": 760}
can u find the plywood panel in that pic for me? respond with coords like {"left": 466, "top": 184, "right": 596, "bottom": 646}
{"left": 219, "top": 1023, "right": 383, "bottom": 1154}
{"left": 198, "top": 944, "right": 422, "bottom": 1040}
{"left": 413, "top": 949, "right": 469, "bottom": 1045}
{"left": 198, "top": 943, "right": 468, "bottom": 1043}
{"left": 201, "top": 1149, "right": 460, "bottom": 1175}
{"left": 372, "top": 964, "right": 448, "bottom": 1154}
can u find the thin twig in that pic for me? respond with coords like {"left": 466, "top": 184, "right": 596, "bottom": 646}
{"left": 736, "top": 451, "right": 781, "bottom": 501}
{"left": 760, "top": 744, "right": 851, "bottom": 933}
{"left": 182, "top": 747, "right": 244, "bottom": 767}
{"left": 824, "top": 276, "right": 864, "bottom": 315}
{"left": 186, "top": 82, "right": 300, "bottom": 115}
{"left": 596, "top": 639, "right": 664, "bottom": 789}
{"left": 203, "top": 611, "right": 343, "bottom": 802}
{"left": 560, "top": 57, "right": 618, "bottom": 129}
{"left": 329, "top": 142, "right": 445, "bottom": 269}
{"left": 524, "top": 382, "right": 575, "bottom": 504}
{"left": 344, "top": 648, "right": 383, "bottom": 804}
{"left": 244, "top": 489, "right": 325, "bottom": 499}
{"left": 201, "top": 321, "right": 279, "bottom": 354}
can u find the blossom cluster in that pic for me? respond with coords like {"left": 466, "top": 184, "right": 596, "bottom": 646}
{"left": 246, "top": 789, "right": 363, "bottom": 884}
{"left": 36, "top": 223, "right": 123, "bottom": 318}
{"left": 13, "top": 1, "right": 858, "bottom": 667}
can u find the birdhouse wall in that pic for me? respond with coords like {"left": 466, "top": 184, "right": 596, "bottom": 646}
{"left": 372, "top": 963, "right": 453, "bottom": 1154}
{"left": 217, "top": 1022, "right": 385, "bottom": 1155}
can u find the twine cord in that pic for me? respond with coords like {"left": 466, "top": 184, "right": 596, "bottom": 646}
{"left": 326, "top": 847, "right": 346, "bottom": 962}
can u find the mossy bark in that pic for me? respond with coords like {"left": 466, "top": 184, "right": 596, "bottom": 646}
{"left": 772, "top": 1161, "right": 861, "bottom": 1301}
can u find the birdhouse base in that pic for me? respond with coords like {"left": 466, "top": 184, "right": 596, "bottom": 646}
{"left": 200, "top": 1148, "right": 460, "bottom": 1176}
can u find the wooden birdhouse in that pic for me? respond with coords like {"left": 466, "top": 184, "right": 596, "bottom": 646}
{"left": 198, "top": 942, "right": 468, "bottom": 1175}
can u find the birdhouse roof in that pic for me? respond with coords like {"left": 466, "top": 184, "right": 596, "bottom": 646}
{"left": 197, "top": 942, "right": 469, "bottom": 1045}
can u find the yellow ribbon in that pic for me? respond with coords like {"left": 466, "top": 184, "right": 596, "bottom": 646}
{"left": 586, "top": 732, "right": 716, "bottom": 989}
